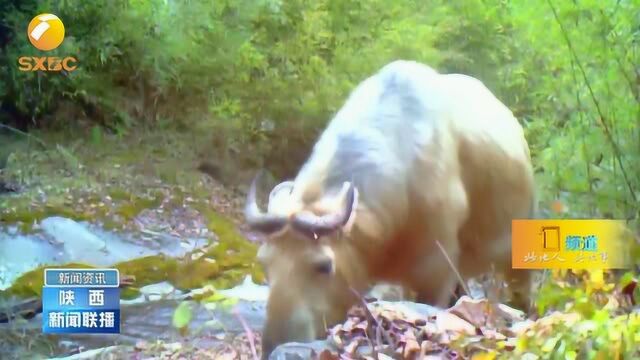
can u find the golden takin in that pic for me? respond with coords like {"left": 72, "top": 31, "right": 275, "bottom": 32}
{"left": 243, "top": 60, "right": 537, "bottom": 359}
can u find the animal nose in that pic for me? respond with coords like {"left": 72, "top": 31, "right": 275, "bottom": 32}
{"left": 313, "top": 258, "right": 334, "bottom": 274}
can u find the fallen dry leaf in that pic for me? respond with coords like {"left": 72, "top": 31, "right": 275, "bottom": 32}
{"left": 447, "top": 296, "right": 494, "bottom": 328}
{"left": 401, "top": 330, "right": 420, "bottom": 358}
{"left": 321, "top": 299, "right": 526, "bottom": 360}
{"left": 479, "top": 328, "right": 507, "bottom": 341}
{"left": 419, "top": 339, "right": 438, "bottom": 354}
{"left": 344, "top": 337, "right": 362, "bottom": 355}
{"left": 508, "top": 318, "right": 535, "bottom": 337}
{"left": 604, "top": 294, "right": 621, "bottom": 311}
{"left": 524, "top": 311, "right": 581, "bottom": 337}
{"left": 501, "top": 338, "right": 517, "bottom": 351}
{"left": 318, "top": 349, "right": 339, "bottom": 360}
{"left": 622, "top": 278, "right": 638, "bottom": 305}
{"left": 495, "top": 303, "right": 525, "bottom": 322}
{"left": 435, "top": 311, "right": 477, "bottom": 335}
{"left": 342, "top": 318, "right": 358, "bottom": 332}
{"left": 447, "top": 296, "right": 525, "bottom": 330}
{"left": 377, "top": 353, "right": 394, "bottom": 360}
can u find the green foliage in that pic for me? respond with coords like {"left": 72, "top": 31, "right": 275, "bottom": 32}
{"left": 535, "top": 269, "right": 637, "bottom": 317}
{"left": 514, "top": 311, "right": 640, "bottom": 359}
{"left": 500, "top": 0, "right": 640, "bottom": 224}
{"left": 172, "top": 300, "right": 193, "bottom": 330}
{"left": 509, "top": 269, "right": 640, "bottom": 359}
{"left": 3, "top": 1, "right": 637, "bottom": 213}
{"left": 203, "top": 292, "right": 239, "bottom": 312}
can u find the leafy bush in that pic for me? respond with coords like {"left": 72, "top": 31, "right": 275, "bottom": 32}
{"left": 1, "top": 0, "right": 638, "bottom": 217}
{"left": 503, "top": 1, "right": 640, "bottom": 226}
{"left": 515, "top": 269, "right": 640, "bottom": 359}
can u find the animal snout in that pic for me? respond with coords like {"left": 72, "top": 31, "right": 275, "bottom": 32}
{"left": 261, "top": 304, "right": 318, "bottom": 359}
{"left": 312, "top": 257, "right": 334, "bottom": 274}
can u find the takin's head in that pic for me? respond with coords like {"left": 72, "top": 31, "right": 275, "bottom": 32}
{"left": 244, "top": 173, "right": 360, "bottom": 359}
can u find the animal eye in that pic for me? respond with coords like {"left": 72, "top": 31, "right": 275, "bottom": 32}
{"left": 313, "top": 259, "right": 333, "bottom": 274}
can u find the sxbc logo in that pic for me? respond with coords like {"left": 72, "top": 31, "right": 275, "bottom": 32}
{"left": 18, "top": 13, "right": 78, "bottom": 72}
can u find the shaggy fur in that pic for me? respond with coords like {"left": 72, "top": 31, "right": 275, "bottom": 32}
{"left": 254, "top": 60, "right": 536, "bottom": 358}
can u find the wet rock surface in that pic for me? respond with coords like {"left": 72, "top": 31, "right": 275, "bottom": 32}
{"left": 268, "top": 340, "right": 338, "bottom": 360}
{"left": 0, "top": 216, "right": 208, "bottom": 290}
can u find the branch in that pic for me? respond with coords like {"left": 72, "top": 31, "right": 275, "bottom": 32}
{"left": 596, "top": 8, "right": 640, "bottom": 104}
{"left": 435, "top": 240, "right": 470, "bottom": 298}
{"left": 546, "top": 0, "right": 637, "bottom": 203}
{"left": 0, "top": 123, "right": 48, "bottom": 149}
{"left": 349, "top": 287, "right": 394, "bottom": 355}
{"left": 232, "top": 306, "right": 259, "bottom": 360}
{"left": 568, "top": 57, "right": 595, "bottom": 215}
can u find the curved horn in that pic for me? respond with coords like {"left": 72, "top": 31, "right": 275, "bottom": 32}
{"left": 291, "top": 181, "right": 358, "bottom": 239}
{"left": 244, "top": 172, "right": 288, "bottom": 234}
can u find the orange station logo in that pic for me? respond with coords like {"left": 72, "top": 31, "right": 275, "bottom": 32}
{"left": 18, "top": 13, "right": 78, "bottom": 72}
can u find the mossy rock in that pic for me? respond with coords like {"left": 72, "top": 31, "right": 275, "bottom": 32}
{"left": 197, "top": 206, "right": 264, "bottom": 277}
{"left": 1, "top": 185, "right": 166, "bottom": 233}
{"left": 114, "top": 255, "right": 179, "bottom": 299}
{"left": 0, "top": 256, "right": 179, "bottom": 301}
{"left": 0, "top": 203, "right": 92, "bottom": 232}
{"left": 114, "top": 195, "right": 163, "bottom": 220}
{"left": 108, "top": 187, "right": 137, "bottom": 201}
{"left": 1, "top": 263, "right": 95, "bottom": 299}
{"left": 172, "top": 258, "right": 221, "bottom": 290}
{"left": 1, "top": 203, "right": 264, "bottom": 302}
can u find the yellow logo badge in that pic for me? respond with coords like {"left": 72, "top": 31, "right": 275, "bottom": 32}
{"left": 27, "top": 13, "right": 65, "bottom": 51}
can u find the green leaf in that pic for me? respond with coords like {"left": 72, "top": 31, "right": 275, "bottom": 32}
{"left": 56, "top": 145, "right": 81, "bottom": 173}
{"left": 172, "top": 301, "right": 193, "bottom": 329}
{"left": 619, "top": 271, "right": 635, "bottom": 287}
{"left": 542, "top": 334, "right": 562, "bottom": 353}
{"left": 220, "top": 297, "right": 239, "bottom": 310}
{"left": 204, "top": 292, "right": 228, "bottom": 302}
{"left": 203, "top": 291, "right": 239, "bottom": 311}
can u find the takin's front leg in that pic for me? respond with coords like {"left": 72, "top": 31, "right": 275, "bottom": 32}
{"left": 411, "top": 218, "right": 468, "bottom": 305}
{"left": 410, "top": 177, "right": 469, "bottom": 308}
{"left": 410, "top": 232, "right": 461, "bottom": 308}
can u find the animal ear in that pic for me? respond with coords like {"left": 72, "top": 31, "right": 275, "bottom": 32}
{"left": 244, "top": 172, "right": 289, "bottom": 235}
{"left": 341, "top": 184, "right": 359, "bottom": 234}
{"left": 256, "top": 243, "right": 273, "bottom": 265}
{"left": 268, "top": 180, "right": 295, "bottom": 213}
